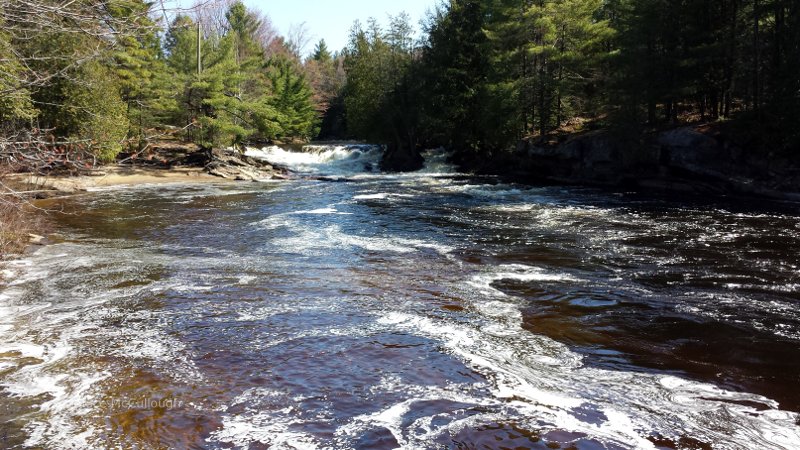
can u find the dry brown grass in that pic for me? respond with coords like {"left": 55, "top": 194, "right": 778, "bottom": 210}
{"left": 0, "top": 170, "right": 49, "bottom": 262}
{"left": 0, "top": 200, "right": 33, "bottom": 257}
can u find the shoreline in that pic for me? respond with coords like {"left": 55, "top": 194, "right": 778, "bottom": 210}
{"left": 0, "top": 166, "right": 241, "bottom": 280}
{"left": 7, "top": 166, "right": 233, "bottom": 196}
{"left": 1, "top": 145, "right": 290, "bottom": 260}
{"left": 1, "top": 166, "right": 234, "bottom": 263}
{"left": 453, "top": 123, "right": 800, "bottom": 203}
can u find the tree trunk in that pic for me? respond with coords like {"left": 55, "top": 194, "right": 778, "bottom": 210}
{"left": 753, "top": 0, "right": 760, "bottom": 111}
{"left": 556, "top": 27, "right": 565, "bottom": 128}
{"left": 700, "top": 94, "right": 707, "bottom": 121}
{"left": 724, "top": 0, "right": 738, "bottom": 117}
{"left": 538, "top": 61, "right": 547, "bottom": 136}
{"left": 711, "top": 90, "right": 719, "bottom": 118}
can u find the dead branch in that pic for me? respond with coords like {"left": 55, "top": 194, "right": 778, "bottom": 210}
{"left": 0, "top": 129, "right": 99, "bottom": 175}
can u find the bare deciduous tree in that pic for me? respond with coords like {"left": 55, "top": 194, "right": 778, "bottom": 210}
{"left": 287, "top": 22, "right": 313, "bottom": 58}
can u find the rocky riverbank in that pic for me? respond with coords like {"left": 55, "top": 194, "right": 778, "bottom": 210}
{"left": 465, "top": 124, "right": 800, "bottom": 201}
{"left": 117, "top": 143, "right": 290, "bottom": 182}
{"left": 5, "top": 144, "right": 290, "bottom": 198}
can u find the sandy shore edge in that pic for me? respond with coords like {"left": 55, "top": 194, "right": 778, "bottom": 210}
{"left": 8, "top": 166, "right": 232, "bottom": 194}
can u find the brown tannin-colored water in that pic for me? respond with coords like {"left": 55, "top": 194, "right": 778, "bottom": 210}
{"left": 1, "top": 146, "right": 799, "bottom": 449}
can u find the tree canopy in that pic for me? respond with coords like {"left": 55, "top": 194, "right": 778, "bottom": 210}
{"left": 334, "top": 0, "right": 799, "bottom": 165}
{"left": 0, "top": 0, "right": 320, "bottom": 161}
{"left": 1, "top": 0, "right": 797, "bottom": 166}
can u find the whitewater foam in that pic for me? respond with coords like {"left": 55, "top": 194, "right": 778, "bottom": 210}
{"left": 0, "top": 243, "right": 209, "bottom": 449}
{"left": 245, "top": 144, "right": 458, "bottom": 179}
{"left": 372, "top": 306, "right": 800, "bottom": 449}
{"left": 292, "top": 207, "right": 353, "bottom": 215}
{"left": 353, "top": 192, "right": 417, "bottom": 201}
{"left": 246, "top": 144, "right": 383, "bottom": 176}
{"left": 256, "top": 214, "right": 455, "bottom": 257}
{"left": 209, "top": 388, "right": 321, "bottom": 449}
{"left": 349, "top": 261, "right": 800, "bottom": 448}
{"left": 468, "top": 264, "right": 580, "bottom": 298}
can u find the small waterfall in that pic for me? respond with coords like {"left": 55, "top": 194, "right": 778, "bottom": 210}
{"left": 245, "top": 144, "right": 383, "bottom": 176}
{"left": 245, "top": 144, "right": 457, "bottom": 177}
{"left": 417, "top": 148, "right": 458, "bottom": 175}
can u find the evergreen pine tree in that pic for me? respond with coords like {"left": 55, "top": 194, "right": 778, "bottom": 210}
{"left": 267, "top": 56, "right": 318, "bottom": 139}
{"left": 312, "top": 40, "right": 332, "bottom": 63}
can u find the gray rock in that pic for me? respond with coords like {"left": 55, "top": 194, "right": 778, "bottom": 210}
{"left": 513, "top": 126, "right": 800, "bottom": 199}
{"left": 205, "top": 148, "right": 285, "bottom": 181}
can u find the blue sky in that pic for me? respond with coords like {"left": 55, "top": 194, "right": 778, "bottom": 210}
{"left": 245, "top": 0, "right": 440, "bottom": 55}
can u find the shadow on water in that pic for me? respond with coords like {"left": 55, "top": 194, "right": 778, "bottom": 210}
{"left": 476, "top": 188, "right": 800, "bottom": 412}
{"left": 509, "top": 282, "right": 800, "bottom": 411}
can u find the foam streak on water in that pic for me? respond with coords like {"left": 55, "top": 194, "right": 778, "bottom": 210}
{"left": 1, "top": 145, "right": 799, "bottom": 449}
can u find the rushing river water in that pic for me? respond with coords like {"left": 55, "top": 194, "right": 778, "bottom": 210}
{"left": 1, "top": 145, "right": 799, "bottom": 449}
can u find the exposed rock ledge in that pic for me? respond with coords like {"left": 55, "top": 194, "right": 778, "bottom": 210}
{"left": 204, "top": 148, "right": 289, "bottom": 181}
{"left": 118, "top": 143, "right": 290, "bottom": 181}
{"left": 5, "top": 145, "right": 290, "bottom": 198}
{"left": 483, "top": 126, "right": 800, "bottom": 201}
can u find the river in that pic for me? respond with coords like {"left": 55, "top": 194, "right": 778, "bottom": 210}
{"left": 1, "top": 145, "right": 799, "bottom": 449}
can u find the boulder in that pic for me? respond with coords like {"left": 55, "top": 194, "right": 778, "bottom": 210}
{"left": 657, "top": 127, "right": 726, "bottom": 178}
{"left": 523, "top": 131, "right": 628, "bottom": 184}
